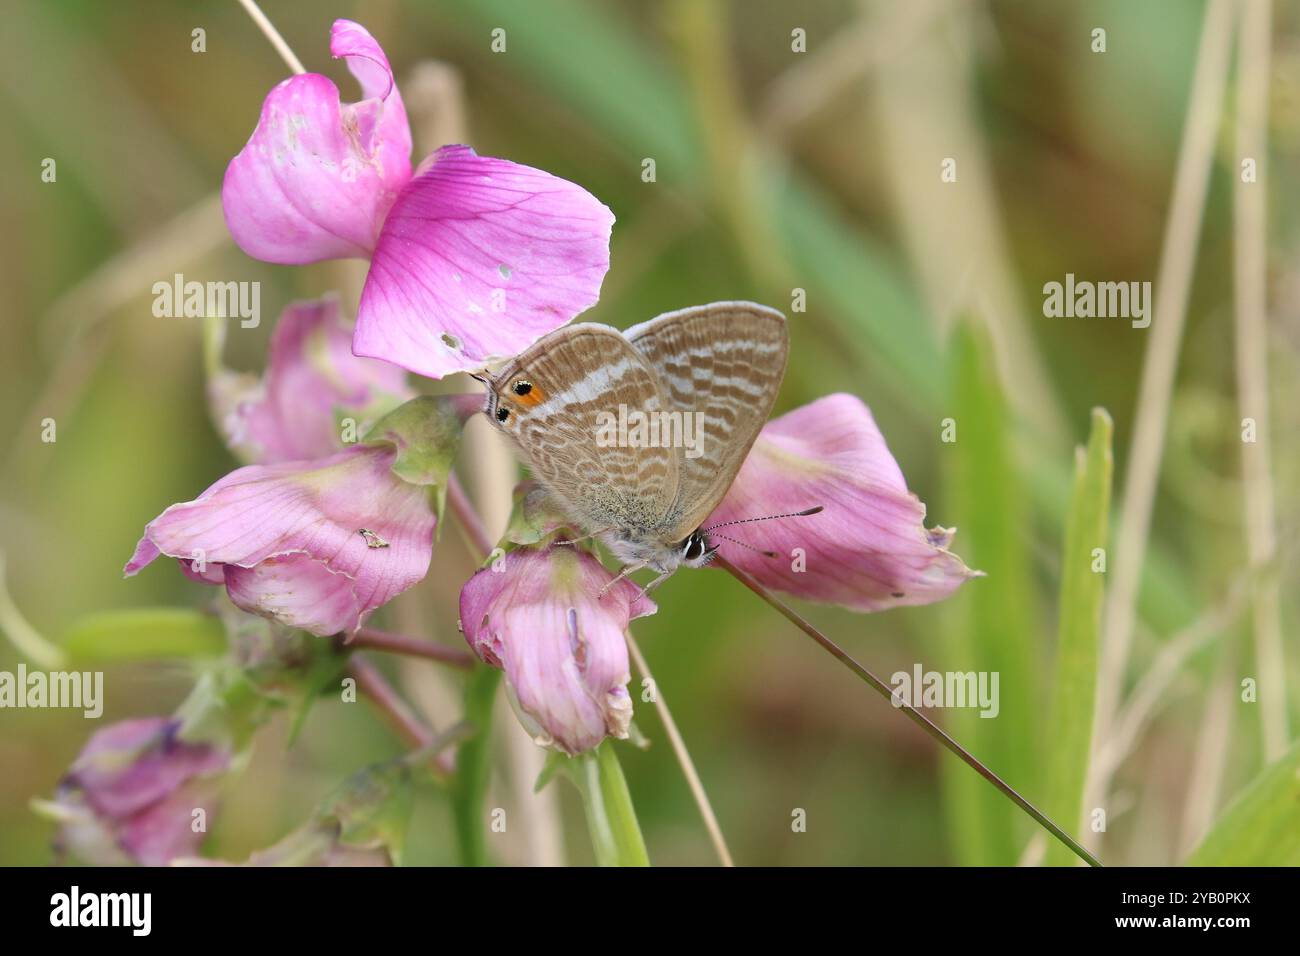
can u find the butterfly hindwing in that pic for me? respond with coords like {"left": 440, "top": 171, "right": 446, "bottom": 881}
{"left": 486, "top": 323, "right": 680, "bottom": 534}
{"left": 623, "top": 302, "right": 788, "bottom": 539}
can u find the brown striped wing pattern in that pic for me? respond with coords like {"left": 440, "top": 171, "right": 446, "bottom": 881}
{"left": 623, "top": 302, "right": 788, "bottom": 540}
{"left": 486, "top": 323, "right": 679, "bottom": 534}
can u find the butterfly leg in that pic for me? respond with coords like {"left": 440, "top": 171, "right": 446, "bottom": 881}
{"left": 597, "top": 562, "right": 646, "bottom": 599}
{"left": 627, "top": 570, "right": 674, "bottom": 606}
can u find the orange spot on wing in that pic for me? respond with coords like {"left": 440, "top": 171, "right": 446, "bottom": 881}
{"left": 516, "top": 383, "right": 547, "bottom": 406}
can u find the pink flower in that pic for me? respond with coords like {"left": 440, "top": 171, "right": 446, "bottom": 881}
{"left": 705, "top": 394, "right": 979, "bottom": 611}
{"left": 460, "top": 546, "right": 654, "bottom": 755}
{"left": 49, "top": 717, "right": 228, "bottom": 866}
{"left": 125, "top": 444, "right": 437, "bottom": 636}
{"left": 222, "top": 19, "right": 614, "bottom": 379}
{"left": 211, "top": 296, "right": 413, "bottom": 464}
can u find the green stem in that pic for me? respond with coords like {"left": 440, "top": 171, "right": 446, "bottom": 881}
{"left": 451, "top": 664, "right": 502, "bottom": 866}
{"left": 569, "top": 741, "right": 650, "bottom": 867}
{"left": 0, "top": 551, "right": 66, "bottom": 669}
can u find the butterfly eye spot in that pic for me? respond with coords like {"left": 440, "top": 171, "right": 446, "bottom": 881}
{"left": 512, "top": 379, "right": 533, "bottom": 396}
{"left": 496, "top": 406, "right": 510, "bottom": 423}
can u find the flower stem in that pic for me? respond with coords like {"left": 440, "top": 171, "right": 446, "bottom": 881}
{"left": 626, "top": 631, "right": 733, "bottom": 866}
{"left": 568, "top": 741, "right": 650, "bottom": 867}
{"left": 0, "top": 552, "right": 66, "bottom": 669}
{"left": 450, "top": 664, "right": 502, "bottom": 866}
{"left": 349, "top": 655, "right": 453, "bottom": 777}
{"left": 234, "top": 0, "right": 307, "bottom": 75}
{"left": 447, "top": 472, "right": 496, "bottom": 562}
{"left": 351, "top": 626, "right": 476, "bottom": 670}
{"left": 716, "top": 555, "right": 1101, "bottom": 868}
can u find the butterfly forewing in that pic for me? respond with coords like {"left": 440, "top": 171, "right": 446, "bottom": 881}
{"left": 623, "top": 302, "right": 788, "bottom": 539}
{"left": 487, "top": 324, "right": 680, "bottom": 533}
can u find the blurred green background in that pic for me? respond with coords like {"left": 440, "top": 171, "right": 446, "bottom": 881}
{"left": 1, "top": 0, "right": 1297, "bottom": 866}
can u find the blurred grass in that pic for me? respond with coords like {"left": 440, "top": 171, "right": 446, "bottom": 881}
{"left": 0, "top": 0, "right": 1296, "bottom": 865}
{"left": 1043, "top": 408, "right": 1112, "bottom": 866}
{"left": 940, "top": 321, "right": 1040, "bottom": 866}
{"left": 1187, "top": 739, "right": 1300, "bottom": 866}
{"left": 58, "top": 607, "right": 227, "bottom": 664}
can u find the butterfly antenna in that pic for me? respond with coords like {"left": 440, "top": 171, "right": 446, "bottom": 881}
{"left": 707, "top": 531, "right": 777, "bottom": 559}
{"left": 702, "top": 505, "right": 823, "bottom": 533}
{"left": 467, "top": 371, "right": 490, "bottom": 386}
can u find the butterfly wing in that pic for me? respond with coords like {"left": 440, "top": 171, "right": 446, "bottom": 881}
{"left": 486, "top": 323, "right": 680, "bottom": 534}
{"left": 623, "top": 302, "right": 788, "bottom": 539}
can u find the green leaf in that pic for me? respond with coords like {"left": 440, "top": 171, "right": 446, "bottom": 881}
{"left": 1043, "top": 408, "right": 1113, "bottom": 866}
{"left": 58, "top": 607, "right": 226, "bottom": 663}
{"left": 1186, "top": 739, "right": 1300, "bottom": 866}
{"left": 566, "top": 741, "right": 650, "bottom": 867}
{"left": 450, "top": 664, "right": 502, "bottom": 866}
{"left": 939, "top": 319, "right": 1041, "bottom": 866}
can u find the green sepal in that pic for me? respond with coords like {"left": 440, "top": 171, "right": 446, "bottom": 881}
{"left": 317, "top": 761, "right": 414, "bottom": 865}
{"left": 534, "top": 749, "right": 567, "bottom": 794}
{"left": 172, "top": 667, "right": 268, "bottom": 755}
{"left": 217, "top": 608, "right": 350, "bottom": 745}
{"left": 501, "top": 481, "right": 580, "bottom": 550}
{"left": 362, "top": 395, "right": 475, "bottom": 527}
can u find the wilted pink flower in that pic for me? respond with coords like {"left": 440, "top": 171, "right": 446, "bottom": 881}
{"left": 48, "top": 717, "right": 227, "bottom": 866}
{"left": 211, "top": 296, "right": 413, "bottom": 464}
{"left": 222, "top": 19, "right": 614, "bottom": 379}
{"left": 705, "top": 393, "right": 978, "bottom": 611}
{"left": 460, "top": 546, "right": 654, "bottom": 755}
{"left": 125, "top": 444, "right": 436, "bottom": 636}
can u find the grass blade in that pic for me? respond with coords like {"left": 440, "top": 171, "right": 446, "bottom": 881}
{"left": 940, "top": 319, "right": 1041, "bottom": 865}
{"left": 1186, "top": 740, "right": 1300, "bottom": 866}
{"left": 1044, "top": 408, "right": 1113, "bottom": 866}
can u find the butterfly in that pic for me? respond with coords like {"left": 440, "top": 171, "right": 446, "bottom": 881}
{"left": 480, "top": 301, "right": 815, "bottom": 593}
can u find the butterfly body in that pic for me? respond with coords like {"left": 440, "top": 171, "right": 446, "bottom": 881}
{"left": 483, "top": 302, "right": 789, "bottom": 586}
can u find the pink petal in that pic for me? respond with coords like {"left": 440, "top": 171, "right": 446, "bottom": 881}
{"left": 330, "top": 19, "right": 398, "bottom": 102}
{"left": 118, "top": 780, "right": 220, "bottom": 866}
{"left": 221, "top": 21, "right": 411, "bottom": 264}
{"left": 57, "top": 718, "right": 229, "bottom": 866}
{"left": 220, "top": 297, "right": 412, "bottom": 463}
{"left": 706, "top": 394, "right": 979, "bottom": 612}
{"left": 354, "top": 145, "right": 615, "bottom": 378}
{"left": 224, "top": 555, "right": 366, "bottom": 637}
{"left": 460, "top": 547, "right": 652, "bottom": 754}
{"left": 125, "top": 446, "right": 435, "bottom": 635}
